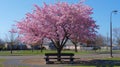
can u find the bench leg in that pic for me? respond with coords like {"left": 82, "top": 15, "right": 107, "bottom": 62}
{"left": 70, "top": 58, "right": 74, "bottom": 64}
{"left": 45, "top": 58, "right": 49, "bottom": 64}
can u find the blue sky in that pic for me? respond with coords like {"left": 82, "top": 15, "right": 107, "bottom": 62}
{"left": 0, "top": 0, "right": 120, "bottom": 39}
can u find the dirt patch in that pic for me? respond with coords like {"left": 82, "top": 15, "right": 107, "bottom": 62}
{"left": 22, "top": 58, "right": 46, "bottom": 65}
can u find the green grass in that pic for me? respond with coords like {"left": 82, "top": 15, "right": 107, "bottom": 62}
{"left": 0, "top": 50, "right": 95, "bottom": 56}
{"left": 103, "top": 57, "right": 120, "bottom": 60}
{"left": 0, "top": 50, "right": 44, "bottom": 56}
{"left": 0, "top": 49, "right": 120, "bottom": 56}
{"left": 17, "top": 66, "right": 29, "bottom": 67}
{"left": 65, "top": 66, "right": 96, "bottom": 67}
{"left": 61, "top": 50, "right": 94, "bottom": 54}
{"left": 0, "top": 59, "right": 5, "bottom": 63}
{"left": 0, "top": 59, "right": 6, "bottom": 67}
{"left": 64, "top": 57, "right": 120, "bottom": 67}
{"left": 0, "top": 65, "right": 29, "bottom": 67}
{"left": 65, "top": 65, "right": 119, "bottom": 67}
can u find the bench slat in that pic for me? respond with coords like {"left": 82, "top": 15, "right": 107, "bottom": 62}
{"left": 44, "top": 53, "right": 75, "bottom": 64}
{"left": 45, "top": 53, "right": 74, "bottom": 56}
{"left": 44, "top": 58, "right": 74, "bottom": 59}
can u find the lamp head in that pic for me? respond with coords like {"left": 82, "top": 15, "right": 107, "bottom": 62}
{"left": 113, "top": 10, "right": 118, "bottom": 12}
{"left": 113, "top": 10, "right": 118, "bottom": 14}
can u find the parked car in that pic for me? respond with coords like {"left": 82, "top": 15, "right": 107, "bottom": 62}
{"left": 92, "top": 46, "right": 101, "bottom": 50}
{"left": 49, "top": 42, "right": 56, "bottom": 50}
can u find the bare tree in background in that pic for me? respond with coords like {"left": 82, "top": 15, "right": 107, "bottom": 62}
{"left": 113, "top": 28, "right": 120, "bottom": 46}
{"left": 0, "top": 38, "right": 5, "bottom": 50}
{"left": 28, "top": 38, "right": 44, "bottom": 53}
{"left": 5, "top": 27, "right": 18, "bottom": 54}
{"left": 95, "top": 34, "right": 107, "bottom": 47}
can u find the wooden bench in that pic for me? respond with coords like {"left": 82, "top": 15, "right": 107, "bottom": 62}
{"left": 44, "top": 53, "right": 74, "bottom": 64}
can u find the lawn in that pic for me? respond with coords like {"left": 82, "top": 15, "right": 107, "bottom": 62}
{"left": 0, "top": 49, "right": 120, "bottom": 56}
{"left": 65, "top": 66, "right": 120, "bottom": 67}
{"left": 0, "top": 50, "right": 95, "bottom": 56}
{"left": 103, "top": 57, "right": 120, "bottom": 60}
{"left": 0, "top": 50, "right": 120, "bottom": 67}
{"left": 64, "top": 65, "right": 120, "bottom": 67}
{"left": 65, "top": 66, "right": 96, "bottom": 67}
{"left": 0, "top": 59, "right": 6, "bottom": 67}
{"left": 64, "top": 58, "right": 120, "bottom": 67}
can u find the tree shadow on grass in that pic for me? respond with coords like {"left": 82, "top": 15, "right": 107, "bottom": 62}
{"left": 70, "top": 59, "right": 120, "bottom": 67}
{"left": 47, "top": 59, "right": 120, "bottom": 67}
{"left": 46, "top": 59, "right": 120, "bottom": 67}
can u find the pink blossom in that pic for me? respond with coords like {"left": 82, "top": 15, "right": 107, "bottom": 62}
{"left": 16, "top": 2, "right": 98, "bottom": 49}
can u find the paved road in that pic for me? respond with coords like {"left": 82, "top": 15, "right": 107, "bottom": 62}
{"left": 0, "top": 54, "right": 120, "bottom": 67}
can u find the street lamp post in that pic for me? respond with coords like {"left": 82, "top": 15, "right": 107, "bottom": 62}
{"left": 110, "top": 10, "right": 118, "bottom": 58}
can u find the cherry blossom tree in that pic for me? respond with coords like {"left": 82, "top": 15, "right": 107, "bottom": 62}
{"left": 16, "top": 2, "right": 98, "bottom": 61}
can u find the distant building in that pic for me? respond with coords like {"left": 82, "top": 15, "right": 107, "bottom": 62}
{"left": 5, "top": 42, "right": 28, "bottom": 50}
{"left": 5, "top": 42, "right": 17, "bottom": 50}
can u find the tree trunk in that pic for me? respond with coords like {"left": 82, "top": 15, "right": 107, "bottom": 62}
{"left": 51, "top": 38, "right": 68, "bottom": 62}
{"left": 74, "top": 44, "right": 78, "bottom": 52}
{"left": 57, "top": 48, "right": 62, "bottom": 61}
{"left": 10, "top": 45, "right": 12, "bottom": 54}
{"left": 71, "top": 40, "right": 78, "bottom": 52}
{"left": 11, "top": 49, "right": 12, "bottom": 54}
{"left": 40, "top": 44, "right": 43, "bottom": 53}
{"left": 10, "top": 47, "right": 12, "bottom": 54}
{"left": 32, "top": 45, "right": 34, "bottom": 52}
{"left": 72, "top": 41, "right": 78, "bottom": 52}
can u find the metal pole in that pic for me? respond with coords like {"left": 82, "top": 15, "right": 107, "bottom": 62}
{"left": 110, "top": 12, "right": 113, "bottom": 57}
{"left": 110, "top": 10, "right": 118, "bottom": 58}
